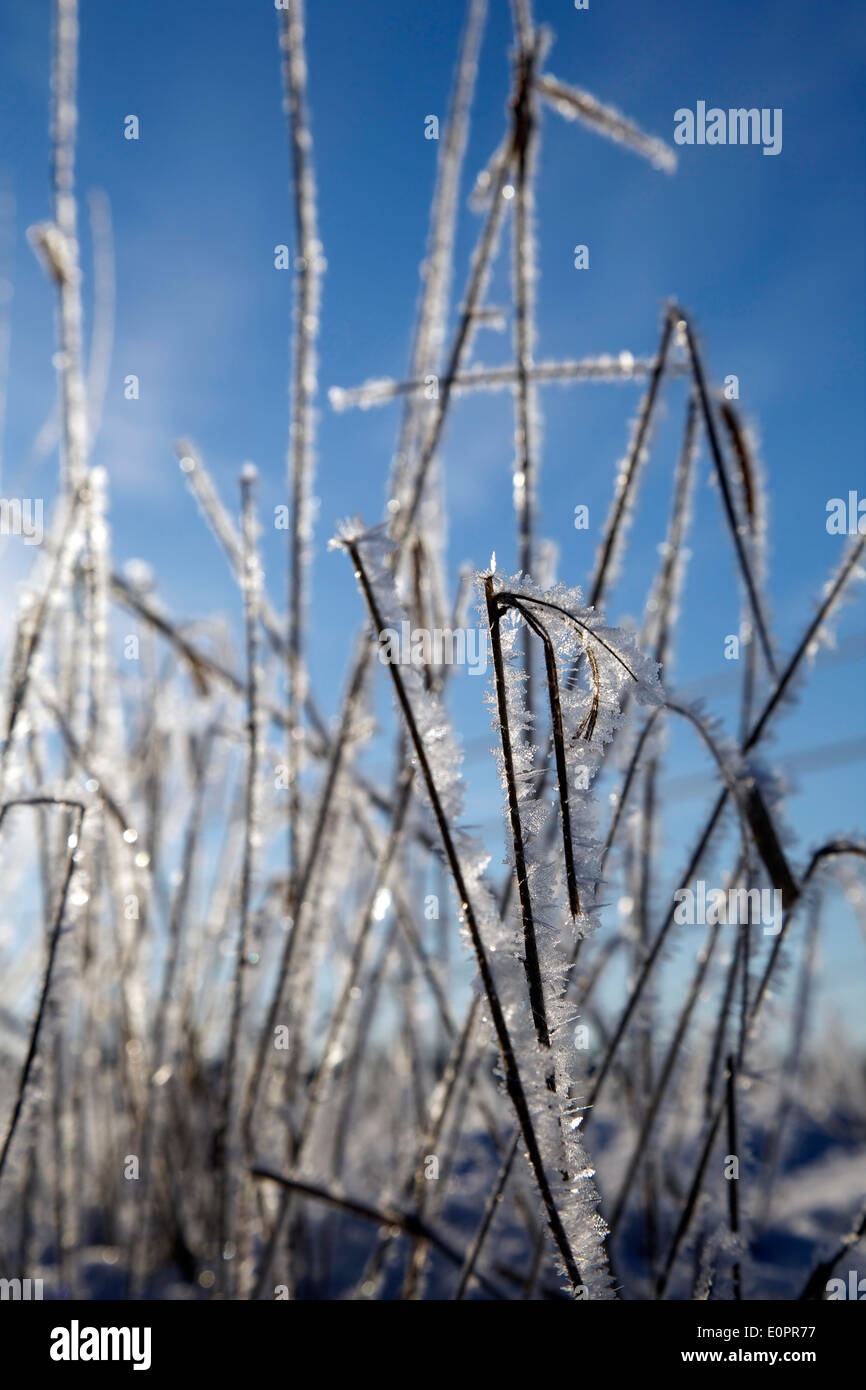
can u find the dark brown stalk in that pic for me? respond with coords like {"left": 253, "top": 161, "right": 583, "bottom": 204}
{"left": 251, "top": 1167, "right": 506, "bottom": 1299}
{"left": 704, "top": 919, "right": 743, "bottom": 1119}
{"left": 485, "top": 579, "right": 550, "bottom": 1047}
{"left": 721, "top": 400, "right": 762, "bottom": 745}
{"left": 725, "top": 1052, "right": 742, "bottom": 1299}
{"left": 509, "top": 26, "right": 542, "bottom": 723}
{"left": 454, "top": 1130, "right": 520, "bottom": 1299}
{"left": 585, "top": 790, "right": 726, "bottom": 1115}
{"left": 655, "top": 1100, "right": 724, "bottom": 1299}
{"left": 608, "top": 918, "right": 722, "bottom": 1236}
{"left": 676, "top": 310, "right": 776, "bottom": 678}
{"left": 745, "top": 535, "right": 864, "bottom": 753}
{"left": 748, "top": 841, "right": 866, "bottom": 1028}
{"left": 513, "top": 599, "right": 581, "bottom": 918}
{"left": 588, "top": 308, "right": 676, "bottom": 609}
{"left": 597, "top": 711, "right": 662, "bottom": 885}
{"left": 504, "top": 592, "right": 642, "bottom": 680}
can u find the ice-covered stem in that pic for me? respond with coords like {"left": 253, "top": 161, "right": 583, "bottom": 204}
{"left": 486, "top": 575, "right": 654, "bottom": 961}
{"left": 643, "top": 389, "right": 699, "bottom": 669}
{"left": 589, "top": 306, "right": 676, "bottom": 610}
{"left": 0, "top": 799, "right": 85, "bottom": 1189}
{"left": 9, "top": 1, "right": 89, "bottom": 783}
{"left": 501, "top": 376, "right": 693, "bottom": 940}
{"left": 676, "top": 309, "right": 777, "bottom": 679}
{"left": 279, "top": 0, "right": 323, "bottom": 906}
{"left": 389, "top": 0, "right": 488, "bottom": 635}
{"left": 83, "top": 466, "right": 111, "bottom": 758}
{"left": 703, "top": 920, "right": 743, "bottom": 1120}
{"left": 392, "top": 111, "right": 511, "bottom": 548}
{"left": 535, "top": 73, "right": 677, "bottom": 174}
{"left": 749, "top": 841, "right": 866, "bottom": 1027}
{"left": 84, "top": 189, "right": 115, "bottom": 449}
{"left": 176, "top": 442, "right": 293, "bottom": 670}
{"left": 514, "top": 599, "right": 584, "bottom": 917}
{"left": 339, "top": 534, "right": 586, "bottom": 1294}
{"left": 510, "top": 0, "right": 534, "bottom": 52}
{"left": 390, "top": 0, "right": 487, "bottom": 511}
{"left": 510, "top": 32, "right": 541, "bottom": 588}
{"left": 507, "top": 27, "right": 546, "bottom": 730}
{"left": 220, "top": 464, "right": 263, "bottom": 1297}
{"left": 746, "top": 534, "right": 864, "bottom": 752}
{"left": 0, "top": 489, "right": 85, "bottom": 795}
{"left": 41, "top": 0, "right": 88, "bottom": 494}
{"left": 495, "top": 567, "right": 666, "bottom": 956}
{"left": 330, "top": 353, "right": 684, "bottom": 410}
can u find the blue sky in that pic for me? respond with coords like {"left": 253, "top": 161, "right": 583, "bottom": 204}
{"left": 1, "top": 0, "right": 864, "bottom": 1027}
